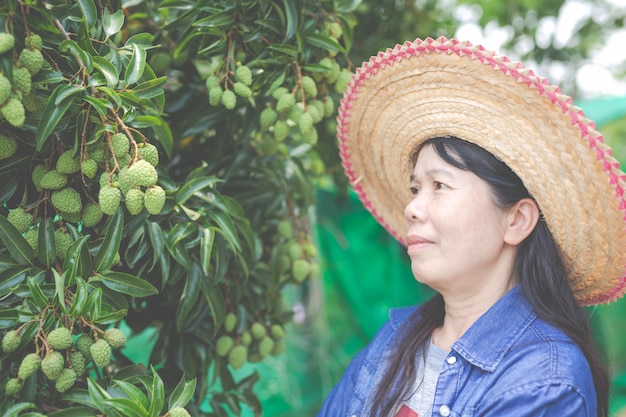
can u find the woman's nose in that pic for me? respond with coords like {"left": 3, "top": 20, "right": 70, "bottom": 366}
{"left": 404, "top": 193, "right": 427, "bottom": 224}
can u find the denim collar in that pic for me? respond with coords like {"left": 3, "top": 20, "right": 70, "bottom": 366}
{"left": 389, "top": 286, "right": 536, "bottom": 373}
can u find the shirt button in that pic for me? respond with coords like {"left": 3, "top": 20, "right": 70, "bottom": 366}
{"left": 439, "top": 405, "right": 451, "bottom": 416}
{"left": 447, "top": 356, "right": 457, "bottom": 365}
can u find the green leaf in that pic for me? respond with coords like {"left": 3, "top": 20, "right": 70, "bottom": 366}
{"left": 94, "top": 209, "right": 124, "bottom": 272}
{"left": 99, "top": 272, "right": 158, "bottom": 297}
{"left": 168, "top": 375, "right": 196, "bottom": 409}
{"left": 103, "top": 9, "right": 125, "bottom": 37}
{"left": 48, "top": 407, "right": 97, "bottom": 417}
{"left": 27, "top": 275, "right": 49, "bottom": 309}
{"left": 101, "top": 399, "right": 146, "bottom": 417}
{"left": 52, "top": 269, "right": 66, "bottom": 309}
{"left": 59, "top": 40, "right": 93, "bottom": 71}
{"left": 200, "top": 227, "right": 215, "bottom": 276}
{"left": 83, "top": 95, "right": 113, "bottom": 118}
{"left": 125, "top": 43, "right": 147, "bottom": 87}
{"left": 146, "top": 366, "right": 165, "bottom": 417}
{"left": 198, "top": 271, "right": 226, "bottom": 331}
{"left": 175, "top": 266, "right": 201, "bottom": 330}
{"left": 305, "top": 33, "right": 346, "bottom": 53}
{"left": 68, "top": 277, "right": 89, "bottom": 316}
{"left": 0, "top": 267, "right": 28, "bottom": 298}
{"left": 93, "top": 56, "right": 120, "bottom": 89}
{"left": 86, "top": 378, "right": 124, "bottom": 417}
{"left": 193, "top": 10, "right": 235, "bottom": 27}
{"left": 130, "top": 76, "right": 167, "bottom": 99}
{"left": 0, "top": 309, "right": 18, "bottom": 328}
{"left": 111, "top": 380, "right": 150, "bottom": 412}
{"left": 55, "top": 84, "right": 85, "bottom": 105}
{"left": 209, "top": 211, "right": 241, "bottom": 253}
{"left": 146, "top": 222, "right": 165, "bottom": 269}
{"left": 62, "top": 235, "right": 92, "bottom": 283}
{"left": 175, "top": 176, "right": 222, "bottom": 205}
{"left": 35, "top": 84, "right": 79, "bottom": 152}
{"left": 37, "top": 216, "right": 56, "bottom": 268}
{"left": 84, "top": 286, "right": 102, "bottom": 321}
{"left": 0, "top": 216, "right": 35, "bottom": 265}
{"left": 281, "top": 0, "right": 299, "bottom": 41}
{"left": 168, "top": 223, "right": 196, "bottom": 247}
{"left": 77, "top": 0, "right": 97, "bottom": 27}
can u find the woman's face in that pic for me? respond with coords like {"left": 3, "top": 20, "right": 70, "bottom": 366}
{"left": 404, "top": 144, "right": 516, "bottom": 294}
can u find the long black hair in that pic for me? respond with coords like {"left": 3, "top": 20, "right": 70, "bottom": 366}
{"left": 370, "top": 136, "right": 609, "bottom": 417}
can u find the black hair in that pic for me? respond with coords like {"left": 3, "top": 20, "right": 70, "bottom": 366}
{"left": 370, "top": 136, "right": 609, "bottom": 416}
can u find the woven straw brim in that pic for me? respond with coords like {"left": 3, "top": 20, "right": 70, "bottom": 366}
{"left": 338, "top": 37, "right": 626, "bottom": 306}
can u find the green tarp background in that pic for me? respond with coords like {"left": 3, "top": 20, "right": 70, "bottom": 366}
{"left": 123, "top": 95, "right": 626, "bottom": 416}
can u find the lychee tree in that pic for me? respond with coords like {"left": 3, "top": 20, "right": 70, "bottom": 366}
{"left": 0, "top": 0, "right": 357, "bottom": 416}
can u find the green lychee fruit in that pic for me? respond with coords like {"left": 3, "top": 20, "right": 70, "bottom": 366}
{"left": 0, "top": 33, "right": 15, "bottom": 54}
{"left": 308, "top": 100, "right": 323, "bottom": 123}
{"left": 271, "top": 87, "right": 289, "bottom": 100}
{"left": 300, "top": 127, "right": 318, "bottom": 145}
{"left": 91, "top": 146, "right": 106, "bottom": 166}
{"left": 39, "top": 170, "right": 68, "bottom": 190}
{"left": 258, "top": 336, "right": 275, "bottom": 358}
{"left": 2, "top": 330, "right": 21, "bottom": 353}
{"left": 233, "top": 82, "right": 252, "bottom": 98}
{"left": 209, "top": 85, "right": 223, "bottom": 106}
{"left": 90, "top": 339, "right": 111, "bottom": 368}
{"left": 117, "top": 166, "right": 134, "bottom": 195}
{"left": 55, "top": 368, "right": 77, "bottom": 393}
{"left": 51, "top": 187, "right": 82, "bottom": 214}
{"left": 138, "top": 143, "right": 159, "bottom": 167}
{"left": 13, "top": 67, "right": 32, "bottom": 95}
{"left": 32, "top": 164, "right": 47, "bottom": 190}
{"left": 144, "top": 185, "right": 166, "bottom": 215}
{"left": 47, "top": 327, "right": 73, "bottom": 350}
{"left": 273, "top": 120, "right": 289, "bottom": 142}
{"left": 99, "top": 185, "right": 121, "bottom": 215}
{"left": 5, "top": 378, "right": 22, "bottom": 396}
{"left": 334, "top": 69, "right": 352, "bottom": 94}
{"left": 0, "top": 75, "right": 11, "bottom": 103}
{"left": 22, "top": 90, "right": 46, "bottom": 113}
{"left": 125, "top": 188, "right": 144, "bottom": 215}
{"left": 288, "top": 242, "right": 303, "bottom": 260}
{"left": 292, "top": 259, "right": 311, "bottom": 282}
{"left": 326, "top": 21, "right": 343, "bottom": 39}
{"left": 221, "top": 89, "right": 237, "bottom": 110}
{"left": 216, "top": 335, "right": 234, "bottom": 357}
{"left": 250, "top": 322, "right": 266, "bottom": 340}
{"left": 75, "top": 334, "right": 94, "bottom": 359}
{"left": 1, "top": 97, "right": 25, "bottom": 127}
{"left": 323, "top": 96, "right": 335, "bottom": 117}
{"left": 260, "top": 108, "right": 278, "bottom": 131}
{"left": 18, "top": 353, "right": 41, "bottom": 379}
{"left": 81, "top": 158, "right": 97, "bottom": 179}
{"left": 8, "top": 208, "right": 33, "bottom": 234}
{"left": 241, "top": 331, "right": 252, "bottom": 346}
{"left": 277, "top": 220, "right": 292, "bottom": 238}
{"left": 60, "top": 210, "right": 81, "bottom": 223}
{"left": 301, "top": 76, "right": 317, "bottom": 97}
{"left": 168, "top": 407, "right": 191, "bottom": 417}
{"left": 276, "top": 93, "right": 295, "bottom": 114}
{"left": 56, "top": 150, "right": 81, "bottom": 174}
{"left": 0, "top": 134, "right": 17, "bottom": 160}
{"left": 205, "top": 75, "right": 219, "bottom": 89}
{"left": 25, "top": 34, "right": 43, "bottom": 51}
{"left": 70, "top": 351, "right": 86, "bottom": 376}
{"left": 110, "top": 133, "right": 130, "bottom": 158}
{"left": 54, "top": 230, "right": 73, "bottom": 259}
{"left": 41, "top": 351, "right": 65, "bottom": 380}
{"left": 24, "top": 229, "right": 38, "bottom": 250}
{"left": 272, "top": 339, "right": 286, "bottom": 356}
{"left": 18, "top": 48, "right": 44, "bottom": 75}
{"left": 298, "top": 111, "right": 313, "bottom": 135}
{"left": 235, "top": 65, "right": 253, "bottom": 86}
{"left": 228, "top": 345, "right": 247, "bottom": 370}
{"left": 271, "top": 324, "right": 286, "bottom": 339}
{"left": 128, "top": 160, "right": 158, "bottom": 187}
{"left": 82, "top": 203, "right": 103, "bottom": 228}
{"left": 223, "top": 313, "right": 237, "bottom": 332}
{"left": 104, "top": 328, "right": 126, "bottom": 348}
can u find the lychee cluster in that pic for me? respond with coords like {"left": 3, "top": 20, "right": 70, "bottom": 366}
{"left": 215, "top": 312, "right": 287, "bottom": 370}
{"left": 0, "top": 32, "right": 47, "bottom": 127}
{"left": 206, "top": 64, "right": 254, "bottom": 110}
{"left": 274, "top": 219, "right": 320, "bottom": 284}
{"left": 1, "top": 326, "right": 127, "bottom": 397}
{"left": 95, "top": 133, "right": 165, "bottom": 216}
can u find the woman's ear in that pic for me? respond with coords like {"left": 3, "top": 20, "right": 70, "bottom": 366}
{"left": 504, "top": 198, "right": 540, "bottom": 246}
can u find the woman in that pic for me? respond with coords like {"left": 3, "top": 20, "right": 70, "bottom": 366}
{"left": 318, "top": 37, "right": 626, "bottom": 416}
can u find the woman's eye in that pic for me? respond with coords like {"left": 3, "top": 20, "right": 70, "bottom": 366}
{"left": 434, "top": 181, "right": 446, "bottom": 190}
{"left": 410, "top": 186, "right": 419, "bottom": 195}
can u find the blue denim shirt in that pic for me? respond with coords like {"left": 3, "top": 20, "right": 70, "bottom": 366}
{"left": 317, "top": 286, "right": 597, "bottom": 416}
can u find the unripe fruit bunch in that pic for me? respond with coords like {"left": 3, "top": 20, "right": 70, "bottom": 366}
{"left": 18, "top": 352, "right": 41, "bottom": 379}
{"left": 2, "top": 330, "right": 21, "bottom": 353}
{"left": 41, "top": 351, "right": 64, "bottom": 380}
{"left": 0, "top": 134, "right": 17, "bottom": 160}
{"left": 104, "top": 328, "right": 127, "bottom": 348}
{"left": 90, "top": 339, "right": 112, "bottom": 368}
{"left": 8, "top": 208, "right": 32, "bottom": 234}
{"left": 48, "top": 327, "right": 73, "bottom": 350}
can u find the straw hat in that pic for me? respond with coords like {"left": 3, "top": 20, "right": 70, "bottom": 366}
{"left": 337, "top": 36, "right": 626, "bottom": 305}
